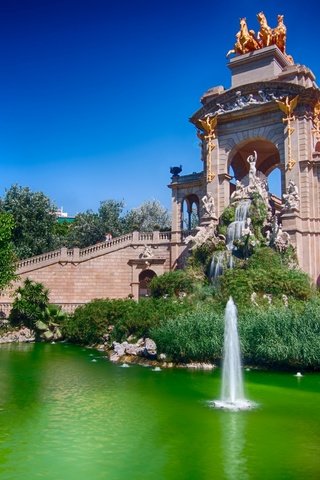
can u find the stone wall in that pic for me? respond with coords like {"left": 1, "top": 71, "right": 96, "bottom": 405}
{"left": 0, "top": 231, "right": 181, "bottom": 313}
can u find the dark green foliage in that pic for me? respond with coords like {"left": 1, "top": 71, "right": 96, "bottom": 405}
{"left": 187, "top": 242, "right": 216, "bottom": 274}
{"left": 66, "top": 211, "right": 105, "bottom": 248}
{"left": 112, "top": 298, "right": 191, "bottom": 341}
{"left": 150, "top": 309, "right": 224, "bottom": 362}
{"left": 218, "top": 248, "right": 314, "bottom": 306}
{"left": 248, "top": 193, "right": 268, "bottom": 241}
{"left": 0, "top": 212, "right": 17, "bottom": 289}
{"left": 218, "top": 204, "right": 236, "bottom": 237}
{"left": 149, "top": 270, "right": 195, "bottom": 298}
{"left": 62, "top": 297, "right": 191, "bottom": 345}
{"left": 0, "top": 185, "right": 57, "bottom": 259}
{"left": 9, "top": 279, "right": 50, "bottom": 329}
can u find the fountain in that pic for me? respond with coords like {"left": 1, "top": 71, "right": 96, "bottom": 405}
{"left": 213, "top": 297, "right": 255, "bottom": 411}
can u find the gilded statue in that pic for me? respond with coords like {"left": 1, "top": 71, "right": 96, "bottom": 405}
{"left": 275, "top": 95, "right": 299, "bottom": 119}
{"left": 257, "top": 12, "right": 273, "bottom": 47}
{"left": 226, "top": 18, "right": 260, "bottom": 57}
{"left": 195, "top": 115, "right": 217, "bottom": 183}
{"left": 227, "top": 13, "right": 293, "bottom": 63}
{"left": 276, "top": 96, "right": 299, "bottom": 171}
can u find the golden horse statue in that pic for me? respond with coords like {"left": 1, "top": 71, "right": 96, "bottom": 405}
{"left": 226, "top": 17, "right": 260, "bottom": 57}
{"left": 273, "top": 14, "right": 288, "bottom": 55}
{"left": 257, "top": 12, "right": 273, "bottom": 47}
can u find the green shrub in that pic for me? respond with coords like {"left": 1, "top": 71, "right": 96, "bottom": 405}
{"left": 9, "top": 279, "right": 50, "bottom": 329}
{"left": 218, "top": 248, "right": 314, "bottom": 306}
{"left": 62, "top": 297, "right": 191, "bottom": 345}
{"left": 151, "top": 308, "right": 224, "bottom": 362}
{"left": 112, "top": 297, "right": 191, "bottom": 341}
{"left": 149, "top": 270, "right": 194, "bottom": 298}
{"left": 62, "top": 299, "right": 136, "bottom": 345}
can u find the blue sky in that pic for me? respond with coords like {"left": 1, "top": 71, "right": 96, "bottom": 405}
{"left": 0, "top": 0, "right": 319, "bottom": 215}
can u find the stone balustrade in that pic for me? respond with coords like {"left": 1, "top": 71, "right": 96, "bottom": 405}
{"left": 16, "top": 230, "right": 173, "bottom": 273}
{"left": 0, "top": 302, "right": 88, "bottom": 318}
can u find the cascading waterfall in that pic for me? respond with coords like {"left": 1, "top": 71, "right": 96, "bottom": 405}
{"left": 209, "top": 199, "right": 251, "bottom": 282}
{"left": 226, "top": 199, "right": 251, "bottom": 251}
{"left": 213, "top": 297, "right": 254, "bottom": 411}
{"left": 209, "top": 251, "right": 225, "bottom": 281}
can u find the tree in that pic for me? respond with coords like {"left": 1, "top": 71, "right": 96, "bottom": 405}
{"left": 124, "top": 200, "right": 170, "bottom": 232}
{"left": 98, "top": 199, "right": 126, "bottom": 237}
{"left": 0, "top": 185, "right": 57, "bottom": 259}
{"left": 0, "top": 212, "right": 17, "bottom": 289}
{"left": 66, "top": 211, "right": 104, "bottom": 248}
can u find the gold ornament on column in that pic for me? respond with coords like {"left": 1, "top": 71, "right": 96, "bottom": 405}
{"left": 276, "top": 95, "right": 299, "bottom": 170}
{"left": 195, "top": 115, "right": 217, "bottom": 183}
{"left": 312, "top": 100, "right": 320, "bottom": 141}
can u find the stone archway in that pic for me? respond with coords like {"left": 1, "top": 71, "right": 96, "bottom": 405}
{"left": 138, "top": 269, "right": 156, "bottom": 298}
{"left": 229, "top": 138, "right": 281, "bottom": 179}
{"left": 181, "top": 194, "right": 200, "bottom": 231}
{"left": 228, "top": 138, "right": 283, "bottom": 200}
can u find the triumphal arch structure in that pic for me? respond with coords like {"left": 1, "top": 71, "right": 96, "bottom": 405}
{"left": 170, "top": 13, "right": 320, "bottom": 285}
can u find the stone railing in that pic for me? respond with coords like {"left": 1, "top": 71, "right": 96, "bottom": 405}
{"left": 18, "top": 249, "right": 62, "bottom": 269}
{"left": 17, "top": 230, "right": 173, "bottom": 272}
{"left": 0, "top": 302, "right": 88, "bottom": 318}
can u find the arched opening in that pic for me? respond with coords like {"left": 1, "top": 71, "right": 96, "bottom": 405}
{"left": 181, "top": 194, "right": 200, "bottom": 231}
{"left": 139, "top": 269, "right": 156, "bottom": 298}
{"left": 229, "top": 139, "right": 281, "bottom": 180}
{"left": 229, "top": 138, "right": 283, "bottom": 199}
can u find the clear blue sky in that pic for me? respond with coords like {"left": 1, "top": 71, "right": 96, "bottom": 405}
{"left": 0, "top": 0, "right": 319, "bottom": 215}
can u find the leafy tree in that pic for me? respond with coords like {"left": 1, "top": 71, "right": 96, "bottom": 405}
{"left": 124, "top": 200, "right": 170, "bottom": 232}
{"left": 0, "top": 185, "right": 57, "bottom": 259}
{"left": 98, "top": 199, "right": 126, "bottom": 237}
{"left": 66, "top": 211, "right": 104, "bottom": 248}
{"left": 0, "top": 212, "right": 17, "bottom": 289}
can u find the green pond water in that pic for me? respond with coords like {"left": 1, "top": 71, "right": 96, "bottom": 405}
{"left": 0, "top": 343, "right": 319, "bottom": 480}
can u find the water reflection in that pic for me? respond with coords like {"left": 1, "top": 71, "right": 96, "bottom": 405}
{"left": 220, "top": 413, "right": 249, "bottom": 480}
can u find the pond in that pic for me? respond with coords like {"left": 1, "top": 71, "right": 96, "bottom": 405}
{"left": 0, "top": 343, "right": 319, "bottom": 480}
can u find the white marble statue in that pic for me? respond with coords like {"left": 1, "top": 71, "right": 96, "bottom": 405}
{"left": 202, "top": 193, "right": 216, "bottom": 217}
{"left": 282, "top": 180, "right": 300, "bottom": 210}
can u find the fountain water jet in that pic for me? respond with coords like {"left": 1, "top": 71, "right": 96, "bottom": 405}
{"left": 213, "top": 297, "right": 255, "bottom": 411}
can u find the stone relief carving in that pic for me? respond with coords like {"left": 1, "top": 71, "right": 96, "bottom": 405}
{"left": 282, "top": 180, "right": 300, "bottom": 210}
{"left": 140, "top": 245, "right": 153, "bottom": 258}
{"left": 208, "top": 90, "right": 284, "bottom": 117}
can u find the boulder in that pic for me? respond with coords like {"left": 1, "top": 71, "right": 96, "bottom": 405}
{"left": 143, "top": 338, "right": 157, "bottom": 358}
{"left": 113, "top": 342, "right": 126, "bottom": 357}
{"left": 35, "top": 320, "right": 49, "bottom": 332}
{"left": 42, "top": 330, "right": 54, "bottom": 341}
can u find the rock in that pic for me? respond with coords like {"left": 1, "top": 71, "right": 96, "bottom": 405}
{"left": 42, "top": 330, "right": 54, "bottom": 341}
{"left": 113, "top": 342, "right": 126, "bottom": 357}
{"left": 125, "top": 343, "right": 144, "bottom": 356}
{"left": 185, "top": 362, "right": 215, "bottom": 370}
{"left": 53, "top": 327, "right": 63, "bottom": 340}
{"left": 158, "top": 353, "right": 167, "bottom": 360}
{"left": 143, "top": 338, "right": 157, "bottom": 358}
{"left": 35, "top": 320, "right": 49, "bottom": 332}
{"left": 109, "top": 352, "right": 120, "bottom": 362}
